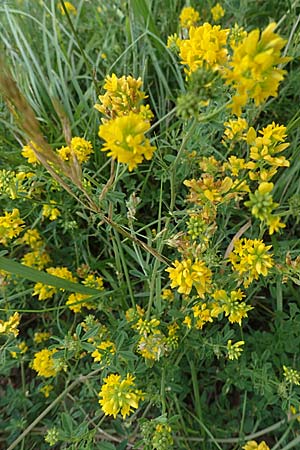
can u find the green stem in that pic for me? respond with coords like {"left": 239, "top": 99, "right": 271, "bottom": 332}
{"left": 160, "top": 367, "right": 167, "bottom": 415}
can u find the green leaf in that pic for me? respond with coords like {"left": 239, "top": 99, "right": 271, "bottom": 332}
{"left": 0, "top": 256, "right": 100, "bottom": 295}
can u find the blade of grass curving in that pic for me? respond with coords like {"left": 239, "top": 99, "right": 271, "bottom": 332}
{"left": 0, "top": 256, "right": 101, "bottom": 295}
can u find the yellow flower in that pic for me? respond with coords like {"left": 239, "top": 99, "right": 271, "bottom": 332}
{"left": 184, "top": 175, "right": 234, "bottom": 205}
{"left": 229, "top": 238, "right": 273, "bottom": 287}
{"left": 178, "top": 23, "right": 229, "bottom": 75}
{"left": 138, "top": 331, "right": 167, "bottom": 360}
{"left": 94, "top": 73, "right": 150, "bottom": 120}
{"left": 211, "top": 3, "right": 225, "bottom": 22}
{"left": 167, "top": 33, "right": 180, "bottom": 52}
{"left": 91, "top": 340, "right": 116, "bottom": 362}
{"left": 33, "top": 266, "right": 76, "bottom": 301}
{"left": 166, "top": 258, "right": 212, "bottom": 298}
{"left": 227, "top": 340, "right": 244, "bottom": 360}
{"left": 223, "top": 118, "right": 248, "bottom": 142}
{"left": 19, "top": 229, "right": 43, "bottom": 249}
{"left": 161, "top": 288, "right": 174, "bottom": 302}
{"left": 192, "top": 303, "right": 214, "bottom": 329}
{"left": 267, "top": 215, "right": 285, "bottom": 235}
{"left": 283, "top": 365, "right": 300, "bottom": 385}
{"left": 21, "top": 141, "right": 42, "bottom": 164}
{"left": 243, "top": 441, "right": 270, "bottom": 450}
{"left": 98, "top": 373, "right": 144, "bottom": 419}
{"left": 0, "top": 208, "right": 24, "bottom": 244}
{"left": 224, "top": 23, "right": 290, "bottom": 115}
{"left": 57, "top": 137, "right": 93, "bottom": 164}
{"left": 10, "top": 341, "right": 28, "bottom": 358}
{"left": 183, "top": 316, "right": 192, "bottom": 329}
{"left": 42, "top": 201, "right": 61, "bottom": 221}
{"left": 179, "top": 6, "right": 200, "bottom": 29}
{"left": 34, "top": 331, "right": 51, "bottom": 344}
{"left": 22, "top": 250, "right": 51, "bottom": 270}
{"left": 99, "top": 112, "right": 156, "bottom": 171}
{"left": 58, "top": 1, "right": 77, "bottom": 15}
{"left": 66, "top": 292, "right": 96, "bottom": 313}
{"left": 40, "top": 384, "right": 53, "bottom": 398}
{"left": 132, "top": 318, "right": 160, "bottom": 335}
{"left": 32, "top": 349, "right": 60, "bottom": 378}
{"left": 0, "top": 312, "right": 21, "bottom": 337}
{"left": 224, "top": 156, "right": 246, "bottom": 177}
{"left": 212, "top": 289, "right": 252, "bottom": 325}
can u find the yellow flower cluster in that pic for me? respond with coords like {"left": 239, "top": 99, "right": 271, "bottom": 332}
{"left": 0, "top": 312, "right": 20, "bottom": 337}
{"left": 32, "top": 348, "right": 60, "bottom": 378}
{"left": 166, "top": 258, "right": 212, "bottom": 298}
{"left": 21, "top": 141, "right": 42, "bottom": 164}
{"left": 96, "top": 74, "right": 156, "bottom": 171}
{"left": 222, "top": 117, "right": 248, "bottom": 143}
{"left": 40, "top": 384, "right": 53, "bottom": 398}
{"left": 152, "top": 423, "right": 174, "bottom": 448}
{"left": 179, "top": 6, "right": 200, "bottom": 29}
{"left": 211, "top": 3, "right": 225, "bottom": 22}
{"left": 91, "top": 340, "right": 116, "bottom": 363}
{"left": 283, "top": 365, "right": 300, "bottom": 385}
{"left": 0, "top": 169, "right": 34, "bottom": 200}
{"left": 246, "top": 122, "right": 290, "bottom": 181}
{"left": 66, "top": 273, "right": 104, "bottom": 312}
{"left": 98, "top": 373, "right": 144, "bottom": 419}
{"left": 42, "top": 201, "right": 61, "bottom": 221}
{"left": 99, "top": 111, "right": 156, "bottom": 171}
{"left": 226, "top": 340, "right": 245, "bottom": 360}
{"left": 243, "top": 441, "right": 270, "bottom": 450}
{"left": 178, "top": 23, "right": 229, "bottom": 75}
{"left": 57, "top": 1, "right": 77, "bottom": 15}
{"left": 184, "top": 175, "right": 235, "bottom": 205}
{"left": 0, "top": 208, "right": 24, "bottom": 245}
{"left": 20, "top": 229, "right": 51, "bottom": 270}
{"left": 229, "top": 238, "right": 274, "bottom": 287}
{"left": 192, "top": 302, "right": 214, "bottom": 329}
{"left": 132, "top": 317, "right": 160, "bottom": 335}
{"left": 224, "top": 23, "right": 290, "bottom": 115}
{"left": 212, "top": 289, "right": 253, "bottom": 325}
{"left": 33, "top": 331, "right": 51, "bottom": 344}
{"left": 33, "top": 266, "right": 76, "bottom": 301}
{"left": 138, "top": 331, "right": 167, "bottom": 361}
{"left": 10, "top": 341, "right": 28, "bottom": 358}
{"left": 57, "top": 137, "right": 93, "bottom": 164}
{"left": 94, "top": 73, "right": 151, "bottom": 121}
